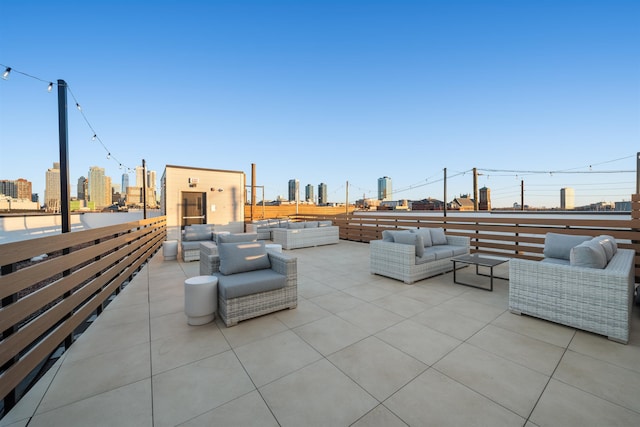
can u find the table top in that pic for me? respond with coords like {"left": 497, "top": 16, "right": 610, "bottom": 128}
{"left": 451, "top": 253, "right": 509, "bottom": 268}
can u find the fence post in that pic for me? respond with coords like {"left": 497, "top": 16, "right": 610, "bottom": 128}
{"left": 1, "top": 263, "right": 17, "bottom": 413}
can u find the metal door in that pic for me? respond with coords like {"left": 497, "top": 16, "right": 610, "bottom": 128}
{"left": 181, "top": 192, "right": 206, "bottom": 227}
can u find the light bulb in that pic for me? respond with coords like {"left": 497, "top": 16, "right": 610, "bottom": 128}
{"left": 48, "top": 82, "right": 53, "bottom": 92}
{"left": 2, "top": 67, "right": 11, "bottom": 80}
{"left": 92, "top": 134, "right": 96, "bottom": 141}
{"left": 76, "top": 103, "right": 81, "bottom": 111}
{"left": 119, "top": 164, "right": 123, "bottom": 169}
{"left": 107, "top": 153, "right": 111, "bottom": 160}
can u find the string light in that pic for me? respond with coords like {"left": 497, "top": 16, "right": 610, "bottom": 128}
{"left": 0, "top": 63, "right": 137, "bottom": 175}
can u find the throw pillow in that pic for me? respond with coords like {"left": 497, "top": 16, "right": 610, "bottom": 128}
{"left": 570, "top": 239, "right": 607, "bottom": 269}
{"left": 218, "top": 241, "right": 271, "bottom": 275}
{"left": 411, "top": 229, "right": 433, "bottom": 247}
{"left": 288, "top": 222, "right": 305, "bottom": 229}
{"left": 543, "top": 233, "right": 591, "bottom": 260}
{"left": 183, "top": 228, "right": 212, "bottom": 241}
{"left": 430, "top": 228, "right": 448, "bottom": 245}
{"left": 304, "top": 221, "right": 319, "bottom": 228}
{"left": 393, "top": 232, "right": 424, "bottom": 257}
{"left": 593, "top": 235, "right": 615, "bottom": 261}
{"left": 381, "top": 230, "right": 394, "bottom": 242}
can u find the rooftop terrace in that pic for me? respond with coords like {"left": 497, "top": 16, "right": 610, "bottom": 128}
{"left": 2, "top": 239, "right": 639, "bottom": 426}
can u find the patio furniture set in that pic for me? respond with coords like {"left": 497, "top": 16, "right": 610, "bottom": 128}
{"left": 172, "top": 224, "right": 635, "bottom": 343}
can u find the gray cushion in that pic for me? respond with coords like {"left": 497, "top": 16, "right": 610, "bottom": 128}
{"left": 304, "top": 221, "right": 319, "bottom": 228}
{"left": 218, "top": 233, "right": 258, "bottom": 244}
{"left": 218, "top": 241, "right": 271, "bottom": 275}
{"left": 393, "top": 232, "right": 424, "bottom": 257}
{"left": 570, "top": 239, "right": 607, "bottom": 269}
{"left": 181, "top": 241, "right": 203, "bottom": 250}
{"left": 183, "top": 228, "right": 213, "bottom": 241}
{"left": 288, "top": 222, "right": 305, "bottom": 229}
{"left": 318, "top": 220, "right": 333, "bottom": 227}
{"left": 430, "top": 228, "right": 448, "bottom": 245}
{"left": 411, "top": 229, "right": 432, "bottom": 247}
{"left": 385, "top": 230, "right": 412, "bottom": 242}
{"left": 415, "top": 252, "right": 437, "bottom": 264}
{"left": 541, "top": 257, "right": 570, "bottom": 266}
{"left": 216, "top": 269, "right": 286, "bottom": 299}
{"left": 543, "top": 233, "right": 591, "bottom": 260}
{"left": 425, "top": 246, "right": 454, "bottom": 260}
{"left": 381, "top": 230, "right": 394, "bottom": 242}
{"left": 279, "top": 219, "right": 290, "bottom": 227}
{"left": 451, "top": 246, "right": 468, "bottom": 256}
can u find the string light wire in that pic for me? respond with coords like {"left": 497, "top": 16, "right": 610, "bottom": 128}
{"left": 0, "top": 63, "right": 135, "bottom": 174}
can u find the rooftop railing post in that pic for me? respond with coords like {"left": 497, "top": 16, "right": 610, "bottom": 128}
{"left": 57, "top": 79, "right": 70, "bottom": 234}
{"left": 1, "top": 263, "right": 17, "bottom": 413}
{"left": 142, "top": 159, "right": 147, "bottom": 220}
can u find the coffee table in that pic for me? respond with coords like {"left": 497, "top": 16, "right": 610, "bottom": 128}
{"left": 451, "top": 254, "right": 509, "bottom": 291}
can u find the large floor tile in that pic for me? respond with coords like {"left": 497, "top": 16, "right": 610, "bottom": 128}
{"left": 530, "top": 379, "right": 640, "bottom": 426}
{"left": 491, "top": 311, "right": 575, "bottom": 348}
{"left": 294, "top": 315, "right": 369, "bottom": 356}
{"left": 234, "top": 330, "right": 322, "bottom": 387}
{"left": 371, "top": 294, "right": 431, "bottom": 317}
{"left": 178, "top": 391, "right": 278, "bottom": 427}
{"left": 438, "top": 296, "right": 506, "bottom": 323}
{"left": 28, "top": 379, "right": 152, "bottom": 427}
{"left": 152, "top": 350, "right": 255, "bottom": 427}
{"left": 309, "top": 290, "right": 366, "bottom": 314}
{"left": 376, "top": 319, "right": 461, "bottom": 365}
{"left": 218, "top": 314, "right": 289, "bottom": 348}
{"left": 351, "top": 405, "right": 408, "bottom": 427}
{"left": 260, "top": 359, "right": 378, "bottom": 427}
{"left": 274, "top": 298, "right": 332, "bottom": 328}
{"left": 385, "top": 369, "right": 525, "bottom": 426}
{"left": 569, "top": 331, "right": 640, "bottom": 373}
{"left": 411, "top": 305, "right": 487, "bottom": 341}
{"left": 553, "top": 350, "right": 640, "bottom": 413}
{"left": 328, "top": 336, "right": 427, "bottom": 401}
{"left": 434, "top": 343, "right": 548, "bottom": 417}
{"left": 36, "top": 341, "right": 150, "bottom": 414}
{"left": 467, "top": 324, "right": 565, "bottom": 376}
{"left": 151, "top": 324, "right": 230, "bottom": 374}
{"left": 336, "top": 302, "right": 404, "bottom": 334}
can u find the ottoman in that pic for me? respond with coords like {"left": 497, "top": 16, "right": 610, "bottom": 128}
{"left": 162, "top": 240, "right": 178, "bottom": 260}
{"left": 184, "top": 275, "right": 218, "bottom": 325}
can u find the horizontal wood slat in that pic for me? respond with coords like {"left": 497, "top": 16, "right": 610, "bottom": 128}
{"left": 0, "top": 216, "right": 166, "bottom": 405}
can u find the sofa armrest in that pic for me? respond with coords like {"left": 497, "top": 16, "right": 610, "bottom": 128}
{"left": 267, "top": 251, "right": 297, "bottom": 282}
{"left": 370, "top": 240, "right": 416, "bottom": 265}
{"left": 445, "top": 235, "right": 470, "bottom": 248}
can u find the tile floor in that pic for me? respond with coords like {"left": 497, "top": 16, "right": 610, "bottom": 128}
{"left": 2, "top": 240, "right": 640, "bottom": 427}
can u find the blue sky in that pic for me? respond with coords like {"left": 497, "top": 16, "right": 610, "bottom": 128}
{"left": 1, "top": 0, "right": 638, "bottom": 208}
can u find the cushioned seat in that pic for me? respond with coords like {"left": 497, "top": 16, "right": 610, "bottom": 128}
{"left": 218, "top": 269, "right": 286, "bottom": 299}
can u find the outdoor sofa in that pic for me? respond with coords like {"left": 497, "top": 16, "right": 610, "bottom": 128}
{"left": 370, "top": 228, "right": 470, "bottom": 284}
{"left": 509, "top": 232, "right": 635, "bottom": 343}
{"left": 180, "top": 224, "right": 216, "bottom": 262}
{"left": 247, "top": 219, "right": 339, "bottom": 249}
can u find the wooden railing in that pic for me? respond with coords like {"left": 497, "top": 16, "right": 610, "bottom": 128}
{"left": 0, "top": 216, "right": 166, "bottom": 414}
{"left": 287, "top": 194, "right": 640, "bottom": 280}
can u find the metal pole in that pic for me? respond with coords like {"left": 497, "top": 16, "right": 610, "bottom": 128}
{"left": 251, "top": 163, "right": 256, "bottom": 221}
{"left": 636, "top": 152, "right": 639, "bottom": 194}
{"left": 521, "top": 180, "right": 524, "bottom": 211}
{"left": 443, "top": 167, "right": 447, "bottom": 217}
{"left": 57, "top": 80, "right": 71, "bottom": 233}
{"left": 142, "top": 159, "right": 147, "bottom": 219}
{"left": 346, "top": 180, "right": 349, "bottom": 215}
{"left": 473, "top": 167, "right": 478, "bottom": 211}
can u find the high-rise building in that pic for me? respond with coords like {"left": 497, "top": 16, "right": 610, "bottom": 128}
{"left": 45, "top": 162, "right": 61, "bottom": 212}
{"left": 122, "top": 173, "right": 129, "bottom": 192}
{"left": 104, "top": 175, "right": 112, "bottom": 205}
{"left": 88, "top": 166, "right": 108, "bottom": 208}
{"left": 318, "top": 183, "right": 327, "bottom": 205}
{"left": 77, "top": 176, "right": 87, "bottom": 201}
{"left": 135, "top": 166, "right": 145, "bottom": 189}
{"left": 147, "top": 170, "right": 156, "bottom": 190}
{"left": 561, "top": 187, "right": 575, "bottom": 210}
{"left": 378, "top": 176, "right": 392, "bottom": 201}
{"left": 15, "top": 178, "right": 32, "bottom": 199}
{"left": 305, "top": 184, "right": 314, "bottom": 203}
{"left": 0, "top": 180, "right": 14, "bottom": 197}
{"left": 288, "top": 179, "right": 299, "bottom": 202}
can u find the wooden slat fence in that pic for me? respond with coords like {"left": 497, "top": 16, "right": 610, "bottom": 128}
{"left": 0, "top": 216, "right": 166, "bottom": 414}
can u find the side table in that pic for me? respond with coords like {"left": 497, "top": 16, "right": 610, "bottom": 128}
{"left": 162, "top": 240, "right": 178, "bottom": 261}
{"left": 184, "top": 275, "right": 218, "bottom": 325}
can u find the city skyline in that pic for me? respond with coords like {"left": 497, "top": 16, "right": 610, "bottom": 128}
{"left": 1, "top": 1, "right": 638, "bottom": 208}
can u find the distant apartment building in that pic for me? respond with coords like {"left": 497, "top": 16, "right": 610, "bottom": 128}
{"left": 318, "top": 183, "right": 328, "bottom": 205}
{"left": 88, "top": 166, "right": 109, "bottom": 208}
{"left": 479, "top": 186, "right": 491, "bottom": 211}
{"left": 288, "top": 179, "right": 299, "bottom": 202}
{"left": 1, "top": 178, "right": 32, "bottom": 199}
{"left": 378, "top": 176, "right": 392, "bottom": 201}
{"left": 561, "top": 187, "right": 575, "bottom": 210}
{"left": 45, "top": 162, "right": 61, "bottom": 212}
{"left": 305, "top": 184, "right": 314, "bottom": 203}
